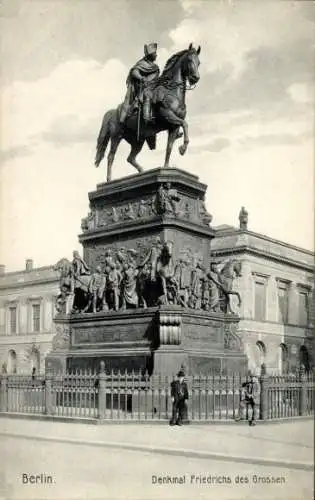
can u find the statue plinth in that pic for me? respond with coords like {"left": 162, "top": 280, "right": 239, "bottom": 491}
{"left": 47, "top": 306, "right": 246, "bottom": 375}
{"left": 80, "top": 167, "right": 214, "bottom": 271}
{"left": 47, "top": 167, "right": 247, "bottom": 375}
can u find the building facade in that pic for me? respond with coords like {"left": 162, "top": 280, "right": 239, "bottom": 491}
{"left": 0, "top": 260, "right": 59, "bottom": 374}
{"left": 212, "top": 213, "right": 314, "bottom": 375}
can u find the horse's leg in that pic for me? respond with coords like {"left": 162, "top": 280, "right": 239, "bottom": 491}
{"left": 159, "top": 108, "right": 189, "bottom": 157}
{"left": 164, "top": 127, "right": 180, "bottom": 168}
{"left": 127, "top": 139, "right": 145, "bottom": 173}
{"left": 107, "top": 135, "right": 121, "bottom": 182}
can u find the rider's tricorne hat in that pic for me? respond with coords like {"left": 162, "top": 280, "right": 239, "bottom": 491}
{"left": 144, "top": 43, "right": 158, "bottom": 56}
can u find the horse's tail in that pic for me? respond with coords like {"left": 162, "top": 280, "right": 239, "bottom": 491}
{"left": 94, "top": 110, "right": 113, "bottom": 167}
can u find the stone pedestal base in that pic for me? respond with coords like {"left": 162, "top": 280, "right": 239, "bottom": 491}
{"left": 48, "top": 306, "right": 247, "bottom": 375}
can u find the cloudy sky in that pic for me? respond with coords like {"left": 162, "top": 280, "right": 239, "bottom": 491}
{"left": 0, "top": 0, "right": 314, "bottom": 271}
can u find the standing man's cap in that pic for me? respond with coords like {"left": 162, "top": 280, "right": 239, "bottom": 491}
{"left": 177, "top": 369, "right": 185, "bottom": 377}
{"left": 144, "top": 43, "right": 158, "bottom": 56}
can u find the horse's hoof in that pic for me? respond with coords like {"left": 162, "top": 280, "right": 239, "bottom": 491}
{"left": 179, "top": 145, "right": 186, "bottom": 156}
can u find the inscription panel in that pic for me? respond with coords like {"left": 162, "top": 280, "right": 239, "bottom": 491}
{"left": 182, "top": 317, "right": 223, "bottom": 349}
{"left": 73, "top": 323, "right": 149, "bottom": 346}
{"left": 188, "top": 356, "right": 222, "bottom": 374}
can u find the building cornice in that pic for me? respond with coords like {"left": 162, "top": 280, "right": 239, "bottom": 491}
{"left": 213, "top": 228, "right": 314, "bottom": 257}
{"left": 211, "top": 245, "right": 315, "bottom": 273}
{"left": 0, "top": 276, "right": 59, "bottom": 291}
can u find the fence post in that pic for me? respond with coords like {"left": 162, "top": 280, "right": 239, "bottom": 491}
{"left": 299, "top": 364, "right": 307, "bottom": 416}
{"left": 98, "top": 361, "right": 106, "bottom": 420}
{"left": 259, "top": 371, "right": 268, "bottom": 420}
{"left": 0, "top": 375, "right": 8, "bottom": 412}
{"left": 45, "top": 365, "right": 54, "bottom": 415}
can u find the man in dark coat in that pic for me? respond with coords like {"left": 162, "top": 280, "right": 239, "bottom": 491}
{"left": 170, "top": 369, "right": 189, "bottom": 426}
{"left": 246, "top": 373, "right": 260, "bottom": 426}
{"left": 235, "top": 371, "right": 260, "bottom": 426}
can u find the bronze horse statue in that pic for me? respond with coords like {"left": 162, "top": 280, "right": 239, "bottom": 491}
{"left": 94, "top": 44, "right": 201, "bottom": 181}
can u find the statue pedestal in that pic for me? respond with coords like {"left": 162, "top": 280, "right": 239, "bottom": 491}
{"left": 47, "top": 168, "right": 247, "bottom": 375}
{"left": 80, "top": 167, "right": 215, "bottom": 273}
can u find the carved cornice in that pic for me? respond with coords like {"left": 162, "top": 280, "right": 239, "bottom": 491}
{"left": 91, "top": 167, "right": 206, "bottom": 201}
{"left": 79, "top": 216, "right": 215, "bottom": 243}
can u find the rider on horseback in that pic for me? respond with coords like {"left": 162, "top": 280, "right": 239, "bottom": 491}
{"left": 119, "top": 43, "right": 160, "bottom": 125}
{"left": 71, "top": 251, "right": 90, "bottom": 291}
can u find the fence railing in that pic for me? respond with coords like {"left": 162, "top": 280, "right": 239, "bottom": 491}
{"left": 0, "top": 365, "right": 314, "bottom": 422}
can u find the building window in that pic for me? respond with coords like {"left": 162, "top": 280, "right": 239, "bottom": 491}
{"left": 7, "top": 349, "right": 17, "bottom": 374}
{"left": 254, "top": 279, "right": 266, "bottom": 321}
{"left": 252, "top": 341, "right": 266, "bottom": 374}
{"left": 298, "top": 289, "right": 309, "bottom": 326}
{"left": 277, "top": 281, "right": 289, "bottom": 324}
{"left": 299, "top": 345, "right": 310, "bottom": 372}
{"left": 30, "top": 348, "right": 40, "bottom": 373}
{"left": 32, "top": 304, "right": 41, "bottom": 332}
{"left": 279, "top": 343, "right": 289, "bottom": 374}
{"left": 9, "top": 307, "right": 17, "bottom": 334}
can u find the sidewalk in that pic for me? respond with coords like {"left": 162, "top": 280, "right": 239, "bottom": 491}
{"left": 0, "top": 416, "right": 313, "bottom": 470}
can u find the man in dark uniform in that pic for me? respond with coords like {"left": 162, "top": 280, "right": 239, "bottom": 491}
{"left": 235, "top": 371, "right": 260, "bottom": 426}
{"left": 170, "top": 369, "right": 189, "bottom": 426}
{"left": 246, "top": 372, "right": 260, "bottom": 426}
{"left": 120, "top": 43, "right": 160, "bottom": 125}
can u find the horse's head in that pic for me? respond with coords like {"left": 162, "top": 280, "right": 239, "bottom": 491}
{"left": 185, "top": 43, "right": 201, "bottom": 86}
{"left": 233, "top": 259, "right": 242, "bottom": 277}
{"left": 220, "top": 259, "right": 242, "bottom": 278}
{"left": 160, "top": 241, "right": 173, "bottom": 264}
{"left": 161, "top": 44, "right": 201, "bottom": 86}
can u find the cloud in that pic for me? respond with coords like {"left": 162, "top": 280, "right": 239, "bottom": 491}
{"left": 174, "top": 1, "right": 313, "bottom": 79}
{"left": 239, "top": 132, "right": 312, "bottom": 149}
{"left": 41, "top": 115, "right": 97, "bottom": 147}
{"left": 170, "top": 0, "right": 314, "bottom": 132}
{"left": 287, "top": 82, "right": 314, "bottom": 104}
{"left": 0, "top": 0, "right": 184, "bottom": 86}
{"left": 0, "top": 144, "right": 33, "bottom": 164}
{"left": 190, "top": 137, "right": 231, "bottom": 153}
{"left": 1, "top": 58, "right": 127, "bottom": 153}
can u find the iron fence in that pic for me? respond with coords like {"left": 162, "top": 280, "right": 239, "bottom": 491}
{"left": 0, "top": 368, "right": 313, "bottom": 422}
{"left": 6, "top": 375, "right": 45, "bottom": 414}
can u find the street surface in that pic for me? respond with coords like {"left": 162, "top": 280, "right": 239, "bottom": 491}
{"left": 0, "top": 418, "right": 313, "bottom": 500}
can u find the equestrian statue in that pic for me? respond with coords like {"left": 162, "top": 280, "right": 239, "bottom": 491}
{"left": 94, "top": 42, "right": 201, "bottom": 181}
